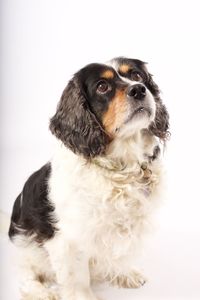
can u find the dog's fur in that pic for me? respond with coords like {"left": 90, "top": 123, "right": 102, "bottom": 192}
{"left": 9, "top": 57, "right": 169, "bottom": 300}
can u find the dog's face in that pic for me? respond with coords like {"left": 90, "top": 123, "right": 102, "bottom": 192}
{"left": 79, "top": 59, "right": 156, "bottom": 138}
{"left": 50, "top": 57, "right": 169, "bottom": 158}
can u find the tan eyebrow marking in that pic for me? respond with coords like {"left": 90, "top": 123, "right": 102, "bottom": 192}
{"left": 101, "top": 70, "right": 114, "bottom": 79}
{"left": 119, "top": 64, "right": 131, "bottom": 73}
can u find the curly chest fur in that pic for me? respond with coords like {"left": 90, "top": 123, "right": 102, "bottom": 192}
{"left": 83, "top": 160, "right": 163, "bottom": 280}
{"left": 92, "top": 161, "right": 161, "bottom": 238}
{"left": 50, "top": 136, "right": 163, "bottom": 258}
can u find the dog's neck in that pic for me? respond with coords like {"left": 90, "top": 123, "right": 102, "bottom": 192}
{"left": 55, "top": 130, "right": 161, "bottom": 178}
{"left": 90, "top": 130, "right": 161, "bottom": 192}
{"left": 93, "top": 130, "right": 160, "bottom": 170}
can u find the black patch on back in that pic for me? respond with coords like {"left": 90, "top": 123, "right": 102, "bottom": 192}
{"left": 8, "top": 163, "right": 57, "bottom": 244}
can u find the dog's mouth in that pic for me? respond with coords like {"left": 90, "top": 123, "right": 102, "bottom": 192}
{"left": 125, "top": 106, "right": 152, "bottom": 124}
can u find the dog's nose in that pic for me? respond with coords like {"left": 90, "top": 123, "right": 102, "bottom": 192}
{"left": 127, "top": 84, "right": 146, "bottom": 100}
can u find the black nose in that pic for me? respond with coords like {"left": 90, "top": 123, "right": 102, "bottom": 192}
{"left": 127, "top": 84, "right": 146, "bottom": 100}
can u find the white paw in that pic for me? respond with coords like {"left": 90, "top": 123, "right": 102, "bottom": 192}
{"left": 110, "top": 271, "right": 147, "bottom": 289}
{"left": 20, "top": 288, "right": 60, "bottom": 300}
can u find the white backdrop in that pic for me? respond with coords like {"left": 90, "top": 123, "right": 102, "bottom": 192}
{"left": 1, "top": 0, "right": 200, "bottom": 299}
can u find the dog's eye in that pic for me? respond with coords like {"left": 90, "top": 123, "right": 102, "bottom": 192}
{"left": 96, "top": 80, "right": 111, "bottom": 94}
{"left": 130, "top": 71, "right": 143, "bottom": 82}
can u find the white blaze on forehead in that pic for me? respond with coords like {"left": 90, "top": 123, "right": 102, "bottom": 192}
{"left": 106, "top": 59, "right": 138, "bottom": 86}
{"left": 106, "top": 58, "right": 119, "bottom": 71}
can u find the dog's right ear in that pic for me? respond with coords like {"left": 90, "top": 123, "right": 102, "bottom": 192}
{"left": 49, "top": 77, "right": 111, "bottom": 159}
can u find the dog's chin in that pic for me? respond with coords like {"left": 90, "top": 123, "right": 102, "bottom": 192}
{"left": 125, "top": 106, "right": 153, "bottom": 124}
{"left": 116, "top": 108, "right": 154, "bottom": 138}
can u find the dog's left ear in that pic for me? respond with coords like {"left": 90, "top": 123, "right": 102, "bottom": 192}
{"left": 145, "top": 71, "right": 170, "bottom": 141}
{"left": 149, "top": 99, "right": 170, "bottom": 141}
{"left": 50, "top": 77, "right": 111, "bottom": 159}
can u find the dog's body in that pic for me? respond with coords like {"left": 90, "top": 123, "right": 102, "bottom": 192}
{"left": 9, "top": 57, "right": 169, "bottom": 300}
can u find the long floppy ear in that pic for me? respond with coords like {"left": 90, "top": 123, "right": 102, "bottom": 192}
{"left": 147, "top": 73, "right": 170, "bottom": 141}
{"left": 149, "top": 100, "right": 170, "bottom": 140}
{"left": 49, "top": 77, "right": 111, "bottom": 159}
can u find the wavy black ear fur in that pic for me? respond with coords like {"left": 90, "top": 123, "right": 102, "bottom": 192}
{"left": 50, "top": 77, "right": 111, "bottom": 159}
{"left": 147, "top": 73, "right": 170, "bottom": 141}
{"left": 149, "top": 99, "right": 170, "bottom": 140}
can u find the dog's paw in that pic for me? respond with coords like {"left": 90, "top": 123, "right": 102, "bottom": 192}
{"left": 110, "top": 271, "right": 147, "bottom": 289}
{"left": 20, "top": 289, "right": 60, "bottom": 300}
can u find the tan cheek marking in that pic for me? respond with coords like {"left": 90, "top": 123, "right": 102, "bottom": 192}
{"left": 102, "top": 89, "right": 127, "bottom": 134}
{"left": 101, "top": 70, "right": 114, "bottom": 79}
{"left": 119, "top": 64, "right": 131, "bottom": 73}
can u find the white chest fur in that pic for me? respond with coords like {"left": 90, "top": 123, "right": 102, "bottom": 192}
{"left": 49, "top": 134, "right": 163, "bottom": 279}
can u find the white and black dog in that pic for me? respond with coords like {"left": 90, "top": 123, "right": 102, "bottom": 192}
{"left": 9, "top": 57, "right": 169, "bottom": 300}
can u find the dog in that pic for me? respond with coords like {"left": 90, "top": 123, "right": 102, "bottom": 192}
{"left": 8, "top": 57, "right": 169, "bottom": 300}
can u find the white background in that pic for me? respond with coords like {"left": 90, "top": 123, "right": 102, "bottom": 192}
{"left": 1, "top": 0, "right": 200, "bottom": 299}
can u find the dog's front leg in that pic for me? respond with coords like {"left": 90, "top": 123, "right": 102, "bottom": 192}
{"left": 45, "top": 235, "right": 98, "bottom": 300}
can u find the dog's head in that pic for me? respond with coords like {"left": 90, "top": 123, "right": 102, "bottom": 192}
{"left": 50, "top": 57, "right": 169, "bottom": 158}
